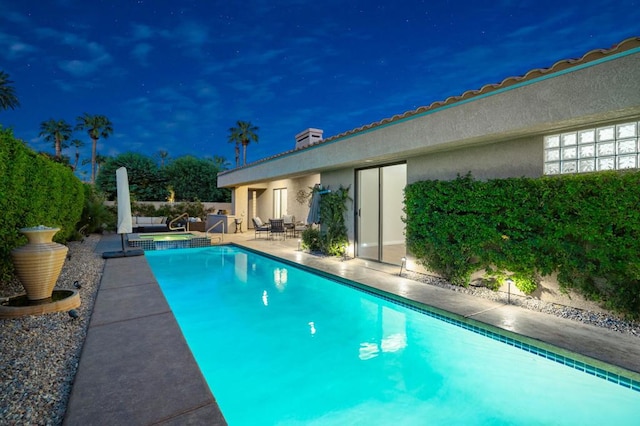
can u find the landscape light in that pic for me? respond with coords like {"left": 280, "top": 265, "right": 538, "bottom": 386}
{"left": 399, "top": 257, "right": 407, "bottom": 276}
{"left": 506, "top": 278, "right": 514, "bottom": 304}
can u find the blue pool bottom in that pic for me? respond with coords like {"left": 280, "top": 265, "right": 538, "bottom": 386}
{"left": 146, "top": 246, "right": 640, "bottom": 425}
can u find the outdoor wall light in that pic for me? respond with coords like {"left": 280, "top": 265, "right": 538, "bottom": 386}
{"left": 399, "top": 257, "right": 407, "bottom": 276}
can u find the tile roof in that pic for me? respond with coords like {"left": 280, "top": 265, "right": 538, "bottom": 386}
{"left": 223, "top": 36, "right": 640, "bottom": 172}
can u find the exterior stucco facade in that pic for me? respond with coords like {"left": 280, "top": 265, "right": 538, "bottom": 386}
{"left": 218, "top": 39, "right": 640, "bottom": 261}
{"left": 219, "top": 42, "right": 640, "bottom": 191}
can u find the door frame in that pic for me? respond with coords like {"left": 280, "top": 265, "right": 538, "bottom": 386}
{"left": 355, "top": 161, "right": 406, "bottom": 263}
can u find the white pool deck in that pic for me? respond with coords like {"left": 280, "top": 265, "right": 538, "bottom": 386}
{"left": 63, "top": 232, "right": 640, "bottom": 425}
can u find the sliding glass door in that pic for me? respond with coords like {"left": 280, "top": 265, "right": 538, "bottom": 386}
{"left": 356, "top": 168, "right": 380, "bottom": 261}
{"left": 356, "top": 163, "right": 406, "bottom": 264}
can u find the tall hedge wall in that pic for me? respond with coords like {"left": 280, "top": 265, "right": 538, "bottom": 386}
{"left": 404, "top": 172, "right": 640, "bottom": 315}
{"left": 0, "top": 128, "right": 85, "bottom": 280}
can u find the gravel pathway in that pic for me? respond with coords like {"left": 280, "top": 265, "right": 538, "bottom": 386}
{"left": 0, "top": 235, "right": 638, "bottom": 425}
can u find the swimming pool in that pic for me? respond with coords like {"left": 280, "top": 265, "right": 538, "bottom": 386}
{"left": 146, "top": 246, "right": 640, "bottom": 425}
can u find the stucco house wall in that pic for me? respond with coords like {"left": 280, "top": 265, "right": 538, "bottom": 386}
{"left": 407, "top": 135, "right": 542, "bottom": 183}
{"left": 217, "top": 39, "right": 640, "bottom": 311}
{"left": 218, "top": 43, "right": 640, "bottom": 191}
{"left": 246, "top": 174, "right": 320, "bottom": 227}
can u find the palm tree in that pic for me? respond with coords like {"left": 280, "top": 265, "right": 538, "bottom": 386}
{"left": 156, "top": 149, "right": 169, "bottom": 167}
{"left": 227, "top": 128, "right": 241, "bottom": 168}
{"left": 0, "top": 70, "right": 20, "bottom": 111}
{"left": 70, "top": 139, "right": 84, "bottom": 171}
{"left": 84, "top": 154, "right": 108, "bottom": 182}
{"left": 39, "top": 119, "right": 72, "bottom": 159}
{"left": 228, "top": 120, "right": 259, "bottom": 166}
{"left": 210, "top": 155, "right": 230, "bottom": 171}
{"left": 75, "top": 113, "right": 113, "bottom": 184}
{"left": 95, "top": 154, "right": 108, "bottom": 178}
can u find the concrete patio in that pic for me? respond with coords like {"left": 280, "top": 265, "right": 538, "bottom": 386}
{"left": 63, "top": 232, "right": 640, "bottom": 425}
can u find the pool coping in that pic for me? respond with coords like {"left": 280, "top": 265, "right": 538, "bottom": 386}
{"left": 63, "top": 236, "right": 228, "bottom": 425}
{"left": 64, "top": 234, "right": 640, "bottom": 424}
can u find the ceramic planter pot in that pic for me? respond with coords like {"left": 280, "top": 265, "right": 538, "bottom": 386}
{"left": 11, "top": 226, "right": 68, "bottom": 301}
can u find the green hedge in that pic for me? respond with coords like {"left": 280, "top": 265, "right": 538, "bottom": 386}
{"left": 404, "top": 172, "right": 640, "bottom": 315}
{"left": 0, "top": 128, "right": 85, "bottom": 280}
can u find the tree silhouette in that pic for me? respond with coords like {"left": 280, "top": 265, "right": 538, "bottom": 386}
{"left": 228, "top": 120, "right": 259, "bottom": 166}
{"left": 39, "top": 119, "right": 72, "bottom": 159}
{"left": 0, "top": 70, "right": 20, "bottom": 111}
{"left": 75, "top": 113, "right": 113, "bottom": 184}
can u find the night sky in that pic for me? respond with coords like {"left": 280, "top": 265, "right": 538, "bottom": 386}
{"left": 1, "top": 0, "right": 638, "bottom": 178}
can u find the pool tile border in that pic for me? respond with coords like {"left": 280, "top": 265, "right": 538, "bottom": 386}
{"left": 129, "top": 235, "right": 211, "bottom": 251}
{"left": 340, "top": 276, "right": 640, "bottom": 394}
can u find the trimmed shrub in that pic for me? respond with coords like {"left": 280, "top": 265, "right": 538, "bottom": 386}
{"left": 0, "top": 128, "right": 84, "bottom": 280}
{"left": 404, "top": 171, "right": 640, "bottom": 316}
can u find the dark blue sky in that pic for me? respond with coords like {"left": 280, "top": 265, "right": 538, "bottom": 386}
{"left": 1, "top": 0, "right": 638, "bottom": 178}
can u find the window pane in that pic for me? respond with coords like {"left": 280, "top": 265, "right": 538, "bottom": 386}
{"left": 618, "top": 155, "right": 637, "bottom": 169}
{"left": 579, "top": 129, "right": 595, "bottom": 144}
{"left": 597, "top": 157, "right": 615, "bottom": 170}
{"left": 545, "top": 149, "right": 560, "bottom": 161}
{"left": 597, "top": 142, "right": 615, "bottom": 156}
{"left": 579, "top": 159, "right": 595, "bottom": 172}
{"left": 618, "top": 139, "right": 637, "bottom": 154}
{"left": 561, "top": 133, "right": 577, "bottom": 146}
{"left": 544, "top": 135, "right": 560, "bottom": 148}
{"left": 617, "top": 123, "right": 637, "bottom": 139}
{"left": 544, "top": 163, "right": 560, "bottom": 175}
{"left": 597, "top": 126, "right": 615, "bottom": 141}
{"left": 561, "top": 161, "right": 577, "bottom": 173}
{"left": 579, "top": 144, "right": 595, "bottom": 158}
{"left": 562, "top": 147, "right": 577, "bottom": 159}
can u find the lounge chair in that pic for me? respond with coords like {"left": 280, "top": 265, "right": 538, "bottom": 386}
{"left": 269, "top": 218, "right": 286, "bottom": 240}
{"left": 252, "top": 217, "right": 270, "bottom": 239}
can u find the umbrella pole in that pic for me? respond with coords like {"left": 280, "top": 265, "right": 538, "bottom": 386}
{"left": 120, "top": 234, "right": 126, "bottom": 252}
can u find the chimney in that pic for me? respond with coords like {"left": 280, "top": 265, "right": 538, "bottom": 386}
{"left": 295, "top": 128, "right": 323, "bottom": 150}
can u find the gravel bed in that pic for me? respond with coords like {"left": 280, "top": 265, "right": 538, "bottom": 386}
{"left": 1, "top": 237, "right": 639, "bottom": 425}
{"left": 403, "top": 271, "right": 640, "bottom": 338}
{"left": 0, "top": 235, "right": 104, "bottom": 426}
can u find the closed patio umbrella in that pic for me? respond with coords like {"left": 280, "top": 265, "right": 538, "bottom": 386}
{"left": 103, "top": 167, "right": 143, "bottom": 258}
{"left": 116, "top": 167, "right": 133, "bottom": 237}
{"left": 307, "top": 185, "right": 322, "bottom": 225}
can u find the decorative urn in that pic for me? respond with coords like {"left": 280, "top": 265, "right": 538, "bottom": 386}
{"left": 10, "top": 226, "right": 68, "bottom": 301}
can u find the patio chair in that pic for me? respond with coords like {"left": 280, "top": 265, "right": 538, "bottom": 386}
{"left": 283, "top": 215, "right": 295, "bottom": 237}
{"left": 252, "top": 217, "right": 270, "bottom": 239}
{"left": 269, "top": 218, "right": 286, "bottom": 240}
{"left": 293, "top": 222, "right": 308, "bottom": 238}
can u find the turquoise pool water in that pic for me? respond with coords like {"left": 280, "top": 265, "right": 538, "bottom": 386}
{"left": 146, "top": 247, "right": 640, "bottom": 425}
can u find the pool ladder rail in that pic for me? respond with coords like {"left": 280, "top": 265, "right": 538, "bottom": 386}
{"left": 168, "top": 213, "right": 223, "bottom": 245}
{"left": 168, "top": 213, "right": 188, "bottom": 232}
{"left": 205, "top": 219, "right": 224, "bottom": 244}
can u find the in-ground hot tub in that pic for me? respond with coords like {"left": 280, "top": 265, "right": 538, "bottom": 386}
{"left": 128, "top": 232, "right": 212, "bottom": 251}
